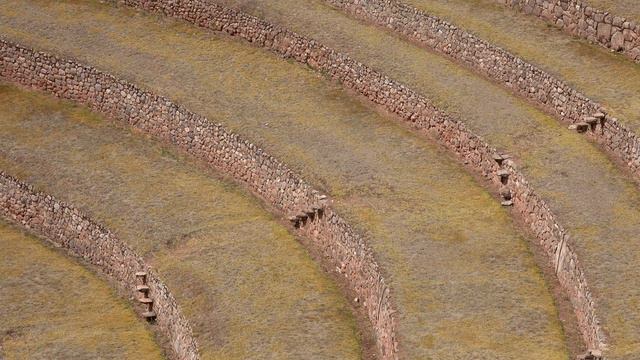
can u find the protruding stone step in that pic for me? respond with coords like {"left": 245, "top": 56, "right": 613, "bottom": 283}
{"left": 575, "top": 122, "right": 590, "bottom": 133}
{"left": 497, "top": 169, "right": 510, "bottom": 184}
{"left": 593, "top": 112, "right": 606, "bottom": 120}
{"left": 501, "top": 200, "right": 514, "bottom": 207}
{"left": 576, "top": 349, "right": 603, "bottom": 360}
{"left": 585, "top": 116, "right": 598, "bottom": 125}
{"left": 138, "top": 297, "right": 153, "bottom": 304}
{"left": 497, "top": 169, "right": 510, "bottom": 178}
{"left": 500, "top": 187, "right": 512, "bottom": 200}
{"left": 135, "top": 271, "right": 147, "bottom": 280}
{"left": 492, "top": 153, "right": 505, "bottom": 165}
{"left": 142, "top": 311, "right": 157, "bottom": 319}
{"left": 136, "top": 285, "right": 150, "bottom": 292}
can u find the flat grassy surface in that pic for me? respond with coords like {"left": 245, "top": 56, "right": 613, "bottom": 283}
{"left": 0, "top": 1, "right": 571, "bottom": 358}
{"left": 190, "top": 1, "right": 640, "bottom": 357}
{"left": 399, "top": 0, "right": 640, "bottom": 135}
{"left": 0, "top": 84, "right": 361, "bottom": 359}
{"left": 0, "top": 220, "right": 162, "bottom": 360}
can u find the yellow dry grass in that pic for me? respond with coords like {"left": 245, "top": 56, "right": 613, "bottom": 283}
{"left": 0, "top": 1, "right": 572, "bottom": 358}
{"left": 0, "top": 84, "right": 361, "bottom": 359}
{"left": 0, "top": 220, "right": 162, "bottom": 360}
{"left": 207, "top": 0, "right": 640, "bottom": 357}
{"left": 401, "top": 0, "right": 640, "bottom": 132}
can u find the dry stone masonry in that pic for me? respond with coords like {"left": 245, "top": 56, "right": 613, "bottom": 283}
{"left": 0, "top": 172, "right": 199, "bottom": 360}
{"left": 0, "top": 39, "right": 398, "bottom": 359}
{"left": 114, "top": 0, "right": 607, "bottom": 354}
{"left": 323, "top": 0, "right": 640, "bottom": 188}
{"left": 497, "top": 0, "right": 640, "bottom": 62}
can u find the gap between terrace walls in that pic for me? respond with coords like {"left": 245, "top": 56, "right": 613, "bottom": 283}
{"left": 111, "top": 1, "right": 605, "bottom": 353}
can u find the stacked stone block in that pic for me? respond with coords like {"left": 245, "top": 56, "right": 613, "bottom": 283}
{"left": 114, "top": 0, "right": 607, "bottom": 352}
{"left": 0, "top": 39, "right": 399, "bottom": 359}
{"left": 498, "top": 0, "right": 640, "bottom": 62}
{"left": 0, "top": 172, "right": 199, "bottom": 359}
{"left": 323, "top": 0, "right": 640, "bottom": 186}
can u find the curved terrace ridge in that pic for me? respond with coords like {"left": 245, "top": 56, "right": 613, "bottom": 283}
{"left": 495, "top": 0, "right": 640, "bottom": 63}
{"left": 0, "top": 171, "right": 199, "bottom": 359}
{"left": 68, "top": 0, "right": 602, "bottom": 352}
{"left": 319, "top": 0, "right": 640, "bottom": 188}
{"left": 0, "top": 39, "right": 398, "bottom": 359}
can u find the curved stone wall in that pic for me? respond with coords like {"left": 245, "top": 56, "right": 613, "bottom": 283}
{"left": 323, "top": 0, "right": 640, "bottom": 187}
{"left": 113, "top": 0, "right": 604, "bottom": 352}
{"left": 0, "top": 171, "right": 199, "bottom": 359}
{"left": 0, "top": 39, "right": 398, "bottom": 359}
{"left": 498, "top": 0, "right": 640, "bottom": 62}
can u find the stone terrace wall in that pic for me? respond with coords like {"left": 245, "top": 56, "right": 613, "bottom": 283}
{"left": 0, "top": 172, "right": 199, "bottom": 360}
{"left": 498, "top": 0, "right": 640, "bottom": 62}
{"left": 325, "top": 0, "right": 640, "bottom": 189}
{"left": 0, "top": 39, "right": 398, "bottom": 359}
{"left": 116, "top": 0, "right": 605, "bottom": 352}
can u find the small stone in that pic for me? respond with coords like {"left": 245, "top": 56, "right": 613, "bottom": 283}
{"left": 497, "top": 169, "right": 510, "bottom": 178}
{"left": 142, "top": 311, "right": 157, "bottom": 319}
{"left": 597, "top": 22, "right": 612, "bottom": 42}
{"left": 492, "top": 154, "right": 504, "bottom": 164}
{"left": 500, "top": 187, "right": 512, "bottom": 200}
{"left": 611, "top": 30, "right": 625, "bottom": 51}
{"left": 585, "top": 116, "right": 598, "bottom": 125}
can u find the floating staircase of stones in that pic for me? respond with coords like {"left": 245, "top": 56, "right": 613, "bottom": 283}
{"left": 288, "top": 196, "right": 327, "bottom": 229}
{"left": 568, "top": 112, "right": 606, "bottom": 134}
{"left": 135, "top": 271, "right": 156, "bottom": 321}
{"left": 494, "top": 155, "right": 514, "bottom": 207}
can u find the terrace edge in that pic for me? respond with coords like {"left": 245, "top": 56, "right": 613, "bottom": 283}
{"left": 0, "top": 39, "right": 399, "bottom": 359}
{"left": 116, "top": 0, "right": 607, "bottom": 354}
{"left": 0, "top": 171, "right": 200, "bottom": 360}
{"left": 322, "top": 0, "right": 640, "bottom": 194}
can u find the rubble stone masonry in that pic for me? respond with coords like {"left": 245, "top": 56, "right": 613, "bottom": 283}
{"left": 0, "top": 172, "right": 200, "bottom": 360}
{"left": 1, "top": 2, "right": 604, "bottom": 350}
{"left": 323, "top": 0, "right": 640, "bottom": 191}
{"left": 117, "top": 0, "right": 608, "bottom": 353}
{"left": 0, "top": 39, "right": 398, "bottom": 359}
{"left": 497, "top": 0, "right": 640, "bottom": 62}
